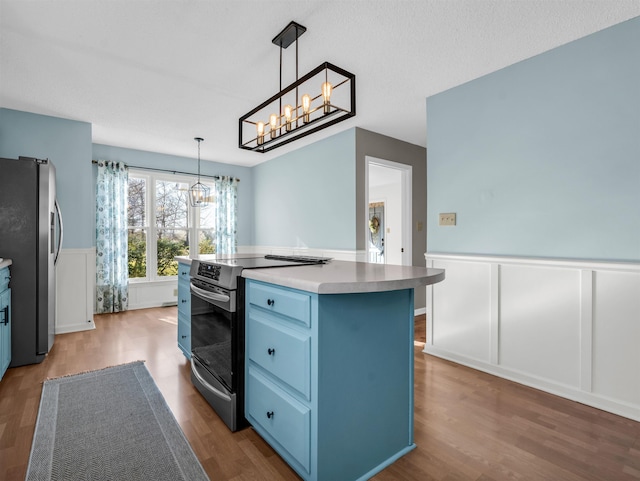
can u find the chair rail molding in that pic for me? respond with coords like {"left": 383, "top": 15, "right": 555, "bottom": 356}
{"left": 238, "top": 245, "right": 367, "bottom": 262}
{"left": 425, "top": 252, "right": 640, "bottom": 421}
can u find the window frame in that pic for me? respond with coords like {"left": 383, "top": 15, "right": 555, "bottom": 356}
{"left": 127, "top": 169, "right": 214, "bottom": 283}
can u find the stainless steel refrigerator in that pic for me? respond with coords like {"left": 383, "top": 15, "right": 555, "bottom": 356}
{"left": 0, "top": 157, "right": 63, "bottom": 366}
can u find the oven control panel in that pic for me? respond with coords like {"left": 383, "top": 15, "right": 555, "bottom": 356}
{"left": 197, "top": 262, "right": 221, "bottom": 281}
{"left": 191, "top": 260, "right": 243, "bottom": 290}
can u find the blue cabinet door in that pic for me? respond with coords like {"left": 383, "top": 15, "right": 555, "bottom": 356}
{"left": 0, "top": 282, "right": 11, "bottom": 380}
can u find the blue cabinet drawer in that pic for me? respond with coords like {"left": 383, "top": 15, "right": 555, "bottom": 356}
{"left": 178, "top": 261, "right": 191, "bottom": 279}
{"left": 248, "top": 282, "right": 311, "bottom": 327}
{"left": 247, "top": 368, "right": 310, "bottom": 473}
{"left": 177, "top": 312, "right": 191, "bottom": 358}
{"left": 177, "top": 281, "right": 190, "bottom": 316}
{"left": 0, "top": 267, "right": 10, "bottom": 292}
{"left": 247, "top": 312, "right": 311, "bottom": 399}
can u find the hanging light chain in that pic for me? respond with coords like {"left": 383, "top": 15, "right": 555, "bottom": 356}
{"left": 190, "top": 137, "right": 209, "bottom": 208}
{"left": 195, "top": 137, "right": 203, "bottom": 181}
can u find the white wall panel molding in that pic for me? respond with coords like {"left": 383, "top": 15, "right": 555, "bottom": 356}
{"left": 55, "top": 248, "right": 95, "bottom": 334}
{"left": 490, "top": 263, "right": 500, "bottom": 365}
{"left": 425, "top": 253, "right": 640, "bottom": 421}
{"left": 579, "top": 269, "right": 593, "bottom": 392}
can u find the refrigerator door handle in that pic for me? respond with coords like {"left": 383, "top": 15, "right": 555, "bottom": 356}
{"left": 54, "top": 199, "right": 64, "bottom": 265}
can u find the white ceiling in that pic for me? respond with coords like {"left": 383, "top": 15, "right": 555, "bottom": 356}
{"left": 1, "top": 1, "right": 639, "bottom": 168}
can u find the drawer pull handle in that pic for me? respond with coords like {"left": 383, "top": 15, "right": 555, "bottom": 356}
{"left": 181, "top": 299, "right": 187, "bottom": 303}
{"left": 268, "top": 348, "right": 275, "bottom": 356}
{"left": 267, "top": 411, "right": 274, "bottom": 419}
{"left": 181, "top": 335, "right": 187, "bottom": 339}
{"left": 267, "top": 298, "right": 275, "bottom": 306}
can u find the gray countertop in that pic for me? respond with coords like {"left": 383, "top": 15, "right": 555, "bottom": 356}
{"left": 242, "top": 260, "right": 445, "bottom": 294}
{"left": 175, "top": 255, "right": 445, "bottom": 294}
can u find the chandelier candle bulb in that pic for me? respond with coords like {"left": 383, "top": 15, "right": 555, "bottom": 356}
{"left": 256, "top": 121, "right": 265, "bottom": 145}
{"left": 302, "top": 94, "right": 311, "bottom": 123}
{"left": 284, "top": 104, "right": 293, "bottom": 131}
{"left": 322, "top": 82, "right": 332, "bottom": 114}
{"left": 269, "top": 114, "right": 278, "bottom": 139}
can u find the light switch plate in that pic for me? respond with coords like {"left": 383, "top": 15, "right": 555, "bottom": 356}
{"left": 439, "top": 213, "right": 456, "bottom": 226}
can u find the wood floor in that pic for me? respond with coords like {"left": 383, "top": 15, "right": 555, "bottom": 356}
{"left": 1, "top": 308, "right": 639, "bottom": 481}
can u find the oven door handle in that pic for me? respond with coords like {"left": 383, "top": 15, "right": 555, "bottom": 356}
{"left": 190, "top": 282, "right": 231, "bottom": 303}
{"left": 191, "top": 358, "right": 232, "bottom": 402}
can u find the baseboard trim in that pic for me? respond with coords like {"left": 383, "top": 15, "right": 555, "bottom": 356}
{"left": 55, "top": 320, "right": 95, "bottom": 334}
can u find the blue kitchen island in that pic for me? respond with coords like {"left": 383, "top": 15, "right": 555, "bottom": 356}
{"left": 242, "top": 261, "right": 445, "bottom": 481}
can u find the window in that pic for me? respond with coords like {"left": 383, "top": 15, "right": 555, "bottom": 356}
{"left": 127, "top": 171, "right": 215, "bottom": 282}
{"left": 127, "top": 176, "right": 147, "bottom": 278}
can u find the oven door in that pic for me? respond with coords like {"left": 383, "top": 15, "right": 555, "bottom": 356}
{"left": 190, "top": 280, "right": 236, "bottom": 392}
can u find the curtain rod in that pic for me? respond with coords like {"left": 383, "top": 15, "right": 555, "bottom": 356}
{"left": 91, "top": 160, "right": 240, "bottom": 182}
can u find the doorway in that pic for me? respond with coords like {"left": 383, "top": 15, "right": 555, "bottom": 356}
{"left": 368, "top": 201, "right": 385, "bottom": 263}
{"left": 365, "top": 157, "right": 412, "bottom": 265}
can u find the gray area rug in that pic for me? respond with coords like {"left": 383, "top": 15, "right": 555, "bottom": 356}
{"left": 26, "top": 361, "right": 209, "bottom": 481}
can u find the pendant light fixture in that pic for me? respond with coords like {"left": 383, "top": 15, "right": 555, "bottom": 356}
{"left": 189, "top": 137, "right": 210, "bottom": 207}
{"left": 239, "top": 21, "right": 356, "bottom": 153}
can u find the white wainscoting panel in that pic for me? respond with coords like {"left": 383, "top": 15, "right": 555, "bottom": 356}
{"left": 430, "top": 259, "right": 492, "bottom": 363}
{"left": 592, "top": 270, "right": 640, "bottom": 406}
{"left": 425, "top": 253, "right": 640, "bottom": 421}
{"left": 128, "top": 281, "right": 178, "bottom": 310}
{"left": 499, "top": 264, "right": 581, "bottom": 387}
{"left": 55, "top": 248, "right": 95, "bottom": 334}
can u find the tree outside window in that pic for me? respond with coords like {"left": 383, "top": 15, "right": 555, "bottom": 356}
{"left": 155, "top": 180, "right": 189, "bottom": 276}
{"left": 128, "top": 177, "right": 147, "bottom": 279}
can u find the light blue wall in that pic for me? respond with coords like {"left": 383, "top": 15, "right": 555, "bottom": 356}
{"left": 0, "top": 108, "right": 94, "bottom": 248}
{"left": 0, "top": 108, "right": 254, "bottom": 249}
{"left": 426, "top": 17, "right": 640, "bottom": 262}
{"left": 92, "top": 144, "right": 253, "bottom": 247}
{"left": 253, "top": 129, "right": 356, "bottom": 250}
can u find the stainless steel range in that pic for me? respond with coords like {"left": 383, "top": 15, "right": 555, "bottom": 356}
{"left": 189, "top": 255, "right": 330, "bottom": 431}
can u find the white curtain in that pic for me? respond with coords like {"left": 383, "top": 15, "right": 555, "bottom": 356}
{"left": 214, "top": 176, "right": 239, "bottom": 254}
{"left": 95, "top": 160, "right": 129, "bottom": 313}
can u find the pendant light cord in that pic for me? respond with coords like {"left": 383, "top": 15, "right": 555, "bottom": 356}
{"left": 195, "top": 137, "right": 204, "bottom": 182}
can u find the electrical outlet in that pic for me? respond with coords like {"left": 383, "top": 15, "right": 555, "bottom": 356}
{"left": 439, "top": 213, "right": 456, "bottom": 226}
{"left": 416, "top": 222, "right": 423, "bottom": 231}
{"left": 173, "top": 288, "right": 178, "bottom": 296}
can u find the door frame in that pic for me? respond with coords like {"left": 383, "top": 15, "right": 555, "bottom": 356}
{"left": 365, "top": 156, "right": 412, "bottom": 265}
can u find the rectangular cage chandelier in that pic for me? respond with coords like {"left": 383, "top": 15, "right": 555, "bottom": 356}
{"left": 239, "top": 21, "right": 356, "bottom": 153}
